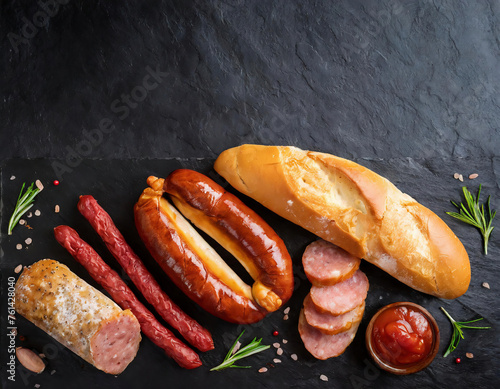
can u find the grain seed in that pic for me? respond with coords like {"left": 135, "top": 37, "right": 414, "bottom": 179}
{"left": 284, "top": 307, "right": 290, "bottom": 315}
{"left": 35, "top": 180, "right": 44, "bottom": 191}
{"left": 273, "top": 343, "right": 280, "bottom": 348}
{"left": 10, "top": 175, "right": 16, "bottom": 180}
{"left": 16, "top": 244, "right": 22, "bottom": 250}
{"left": 453, "top": 173, "right": 460, "bottom": 179}
{"left": 15, "top": 264, "right": 23, "bottom": 273}
{"left": 482, "top": 282, "right": 490, "bottom": 289}
{"left": 469, "top": 173, "right": 478, "bottom": 180}
{"left": 35, "top": 210, "right": 41, "bottom": 216}
{"left": 273, "top": 358, "right": 281, "bottom": 363}
{"left": 55, "top": 205, "right": 60, "bottom": 213}
{"left": 320, "top": 374, "right": 328, "bottom": 382}
{"left": 291, "top": 354, "right": 298, "bottom": 361}
{"left": 258, "top": 367, "right": 268, "bottom": 373}
{"left": 466, "top": 352, "right": 474, "bottom": 359}
{"left": 277, "top": 348, "right": 283, "bottom": 356}
{"left": 282, "top": 339, "right": 288, "bottom": 344}
{"left": 19, "top": 219, "right": 26, "bottom": 225}
{"left": 16, "top": 348, "right": 45, "bottom": 374}
{"left": 25, "top": 238, "right": 32, "bottom": 245}
{"left": 458, "top": 174, "right": 464, "bottom": 182}
{"left": 27, "top": 212, "right": 33, "bottom": 218}
{"left": 283, "top": 314, "right": 289, "bottom": 321}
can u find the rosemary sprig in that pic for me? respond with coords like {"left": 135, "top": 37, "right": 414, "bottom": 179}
{"left": 446, "top": 185, "right": 496, "bottom": 254}
{"left": 210, "top": 330, "right": 270, "bottom": 371}
{"left": 7, "top": 181, "right": 43, "bottom": 235}
{"left": 440, "top": 307, "right": 490, "bottom": 357}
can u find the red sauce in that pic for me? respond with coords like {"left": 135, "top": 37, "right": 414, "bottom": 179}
{"left": 371, "top": 305, "right": 434, "bottom": 366}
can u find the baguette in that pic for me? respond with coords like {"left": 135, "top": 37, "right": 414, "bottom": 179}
{"left": 214, "top": 144, "right": 471, "bottom": 299}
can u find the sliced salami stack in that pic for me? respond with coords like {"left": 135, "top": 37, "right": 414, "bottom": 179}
{"left": 299, "top": 240, "right": 369, "bottom": 360}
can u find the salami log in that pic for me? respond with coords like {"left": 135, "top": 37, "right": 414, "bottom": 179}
{"left": 15, "top": 259, "right": 141, "bottom": 375}
{"left": 77, "top": 195, "right": 213, "bottom": 352}
{"left": 54, "top": 225, "right": 202, "bottom": 369}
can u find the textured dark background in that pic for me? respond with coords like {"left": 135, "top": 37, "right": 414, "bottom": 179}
{"left": 1, "top": 0, "right": 499, "bottom": 388}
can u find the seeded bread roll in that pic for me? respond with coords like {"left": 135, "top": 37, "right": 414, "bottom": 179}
{"left": 214, "top": 144, "right": 471, "bottom": 299}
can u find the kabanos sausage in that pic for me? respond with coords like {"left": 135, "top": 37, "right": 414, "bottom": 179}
{"left": 134, "top": 171, "right": 294, "bottom": 324}
{"left": 15, "top": 259, "right": 141, "bottom": 375}
{"left": 77, "top": 195, "right": 214, "bottom": 352}
{"left": 54, "top": 225, "right": 202, "bottom": 369}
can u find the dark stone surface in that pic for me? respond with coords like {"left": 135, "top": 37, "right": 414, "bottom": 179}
{"left": 0, "top": 158, "right": 498, "bottom": 389}
{"left": 1, "top": 0, "right": 500, "bottom": 161}
{"left": 0, "top": 1, "right": 499, "bottom": 388}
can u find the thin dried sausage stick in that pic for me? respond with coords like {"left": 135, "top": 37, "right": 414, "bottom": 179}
{"left": 54, "top": 225, "right": 202, "bottom": 369}
{"left": 77, "top": 195, "right": 213, "bottom": 352}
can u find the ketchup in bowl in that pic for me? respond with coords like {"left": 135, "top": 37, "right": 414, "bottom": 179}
{"left": 366, "top": 302, "right": 439, "bottom": 375}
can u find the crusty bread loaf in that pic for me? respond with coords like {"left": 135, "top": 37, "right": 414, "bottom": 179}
{"left": 214, "top": 144, "right": 470, "bottom": 299}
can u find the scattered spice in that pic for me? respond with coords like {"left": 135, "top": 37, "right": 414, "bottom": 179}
{"left": 277, "top": 348, "right": 283, "bottom": 356}
{"left": 455, "top": 357, "right": 461, "bottom": 364}
{"left": 19, "top": 219, "right": 26, "bottom": 225}
{"left": 283, "top": 314, "right": 289, "bottom": 321}
{"left": 27, "top": 212, "right": 32, "bottom": 218}
{"left": 53, "top": 180, "right": 60, "bottom": 186}
{"left": 273, "top": 358, "right": 281, "bottom": 363}
{"left": 469, "top": 173, "right": 479, "bottom": 180}
{"left": 258, "top": 367, "right": 268, "bottom": 373}
{"left": 35, "top": 210, "right": 41, "bottom": 216}
{"left": 453, "top": 173, "right": 460, "bottom": 180}
{"left": 282, "top": 339, "right": 288, "bottom": 344}
{"left": 272, "top": 330, "right": 279, "bottom": 336}
{"left": 34, "top": 385, "right": 40, "bottom": 389}
{"left": 291, "top": 354, "right": 298, "bottom": 361}
{"left": 10, "top": 175, "right": 16, "bottom": 180}
{"left": 273, "top": 343, "right": 280, "bottom": 349}
{"left": 55, "top": 205, "right": 60, "bottom": 213}
{"left": 284, "top": 307, "right": 290, "bottom": 315}
{"left": 50, "top": 370, "right": 56, "bottom": 375}
{"left": 25, "top": 237, "right": 32, "bottom": 245}
{"left": 320, "top": 375, "right": 328, "bottom": 382}
{"left": 16, "top": 244, "right": 22, "bottom": 250}
{"left": 458, "top": 174, "right": 464, "bottom": 182}
{"left": 35, "top": 180, "right": 44, "bottom": 191}
{"left": 482, "top": 282, "right": 490, "bottom": 289}
{"left": 15, "top": 264, "right": 23, "bottom": 273}
{"left": 466, "top": 353, "right": 474, "bottom": 359}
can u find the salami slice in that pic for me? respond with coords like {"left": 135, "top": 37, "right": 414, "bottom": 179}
{"left": 310, "top": 269, "right": 369, "bottom": 315}
{"left": 298, "top": 309, "right": 360, "bottom": 360}
{"left": 302, "top": 240, "right": 360, "bottom": 286}
{"left": 15, "top": 259, "right": 141, "bottom": 375}
{"left": 303, "top": 294, "right": 365, "bottom": 335}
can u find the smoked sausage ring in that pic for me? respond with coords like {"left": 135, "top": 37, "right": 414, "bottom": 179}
{"left": 134, "top": 169, "right": 294, "bottom": 324}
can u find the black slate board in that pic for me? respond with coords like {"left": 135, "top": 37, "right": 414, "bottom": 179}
{"left": 1, "top": 157, "right": 499, "bottom": 389}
